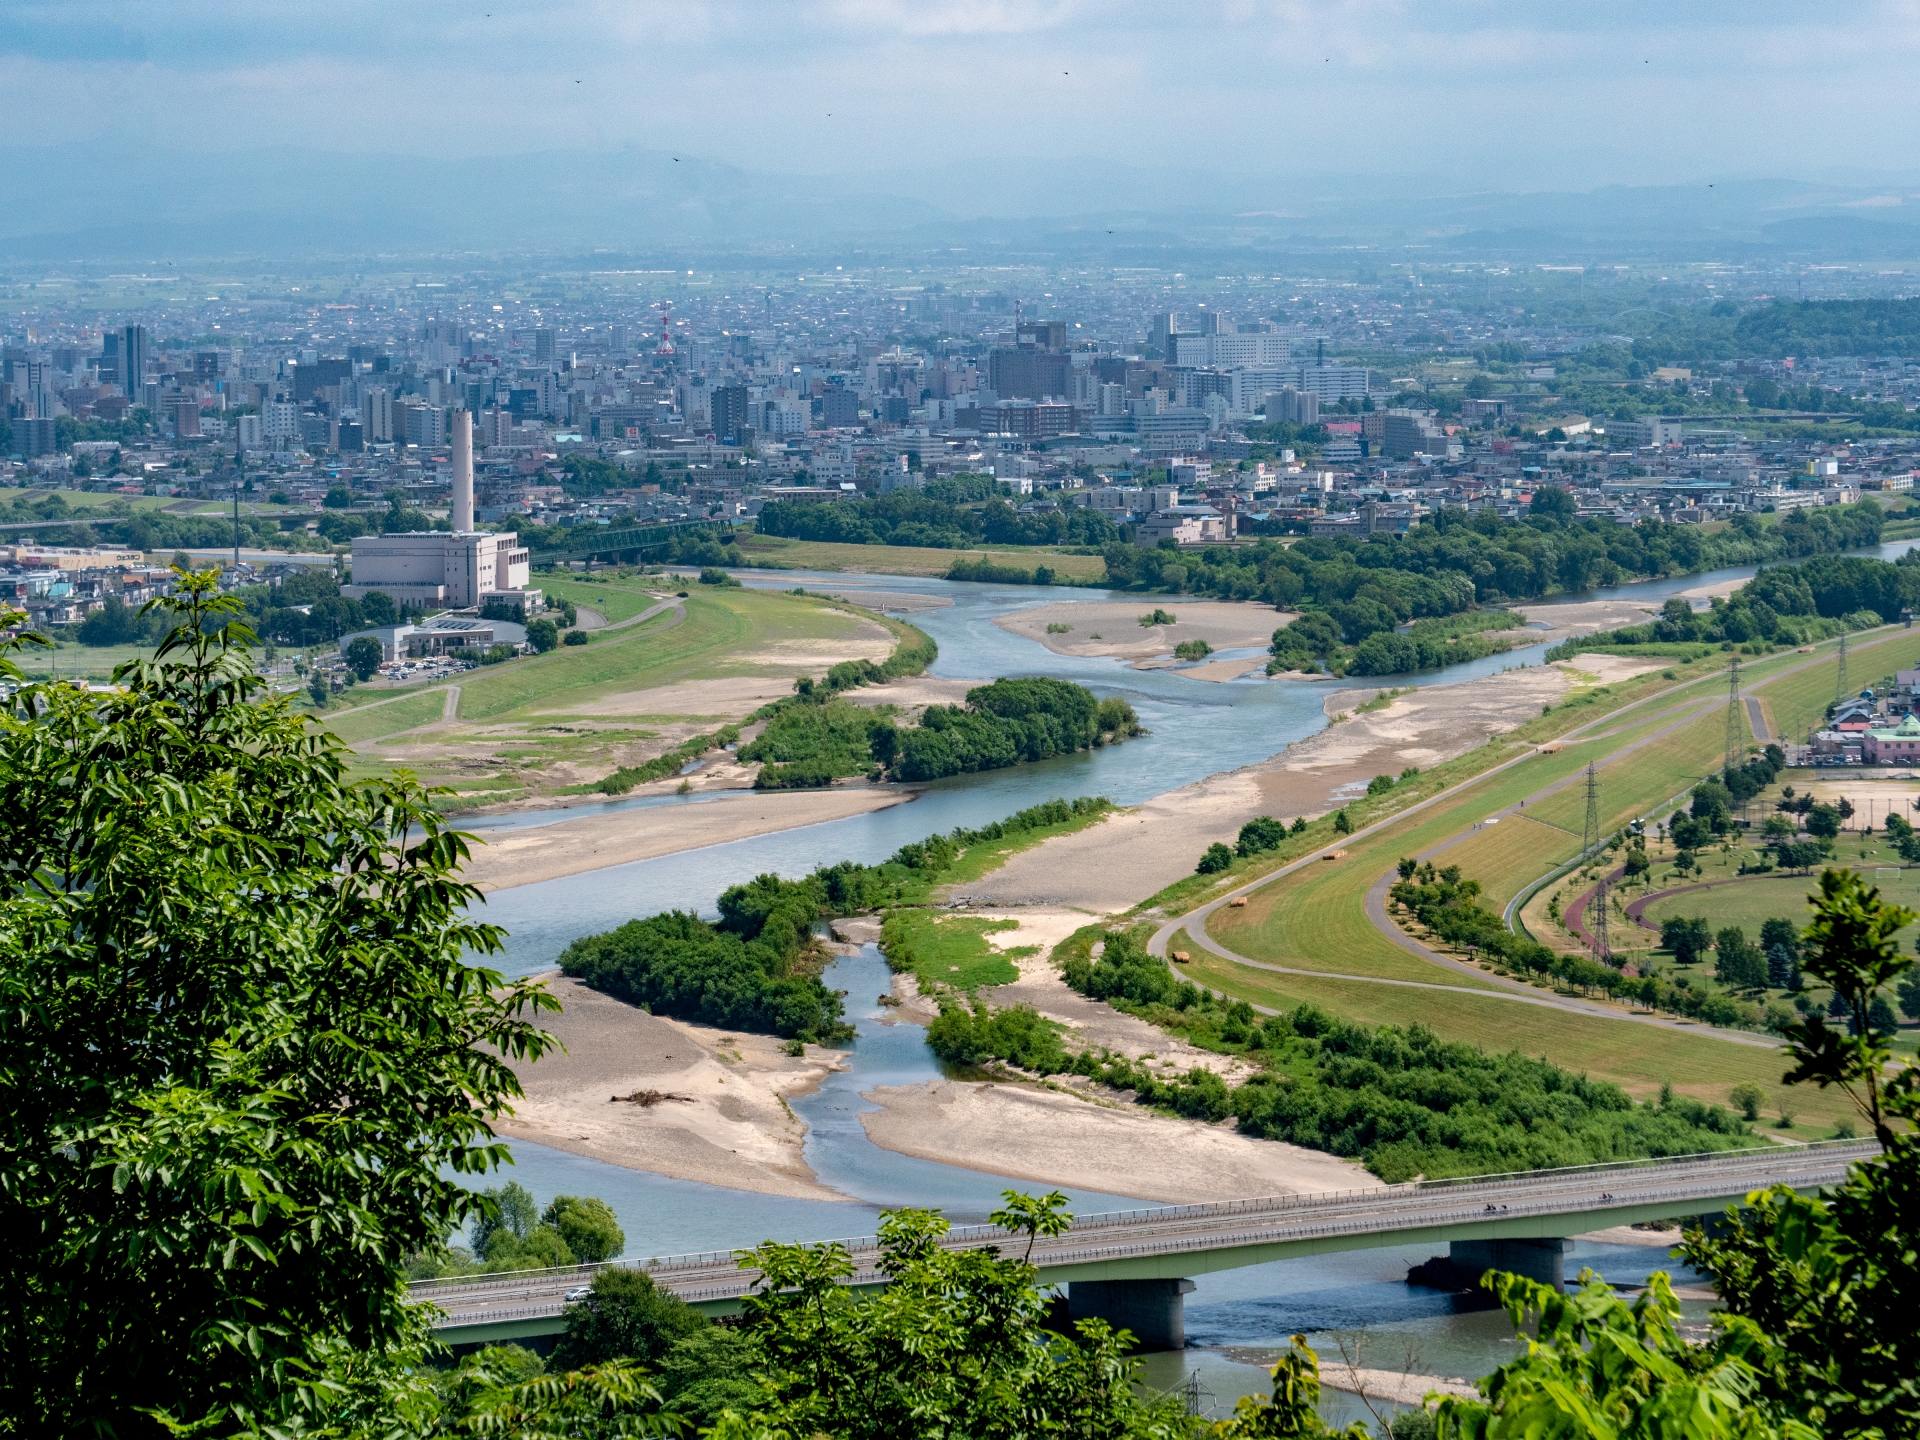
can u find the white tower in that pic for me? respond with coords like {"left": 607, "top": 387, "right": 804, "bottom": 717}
{"left": 451, "top": 406, "right": 474, "bottom": 532}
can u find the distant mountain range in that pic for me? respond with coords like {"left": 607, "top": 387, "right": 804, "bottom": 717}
{"left": 1, "top": 143, "right": 1916, "bottom": 265}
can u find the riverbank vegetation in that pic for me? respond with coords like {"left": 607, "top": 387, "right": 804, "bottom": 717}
{"left": 1049, "top": 929, "right": 1758, "bottom": 1180}
{"left": 746, "top": 675, "right": 1139, "bottom": 788}
{"left": 930, "top": 924, "right": 1755, "bottom": 1181}
{"left": 1549, "top": 551, "right": 1920, "bottom": 661}
{"left": 9, "top": 572, "right": 1916, "bottom": 1440}
{"left": 557, "top": 873, "right": 856, "bottom": 1043}
{"left": 566, "top": 797, "right": 1116, "bottom": 1037}
{"left": 1104, "top": 495, "right": 1884, "bottom": 609}
{"left": 1271, "top": 606, "right": 1528, "bottom": 677}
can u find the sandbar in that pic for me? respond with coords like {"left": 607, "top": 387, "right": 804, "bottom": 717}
{"left": 958, "top": 658, "right": 1659, "bottom": 913}
{"left": 461, "top": 786, "right": 917, "bottom": 892}
{"left": 995, "top": 599, "right": 1292, "bottom": 662}
{"left": 496, "top": 975, "right": 854, "bottom": 1202}
{"left": 859, "top": 1079, "right": 1377, "bottom": 1204}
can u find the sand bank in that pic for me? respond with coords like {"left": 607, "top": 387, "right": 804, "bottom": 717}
{"left": 859, "top": 1078, "right": 1378, "bottom": 1204}
{"left": 496, "top": 975, "right": 853, "bottom": 1202}
{"left": 959, "top": 658, "right": 1659, "bottom": 913}
{"left": 461, "top": 787, "right": 916, "bottom": 892}
{"left": 995, "top": 599, "right": 1290, "bottom": 663}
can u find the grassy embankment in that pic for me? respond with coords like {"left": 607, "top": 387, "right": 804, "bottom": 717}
{"left": 878, "top": 805, "right": 1126, "bottom": 993}
{"left": 734, "top": 531, "right": 1107, "bottom": 582}
{"left": 1187, "top": 630, "right": 1920, "bottom": 1133}
{"left": 320, "top": 582, "right": 915, "bottom": 807}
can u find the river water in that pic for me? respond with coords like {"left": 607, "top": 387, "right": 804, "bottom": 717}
{"left": 464, "top": 544, "right": 1908, "bottom": 1415}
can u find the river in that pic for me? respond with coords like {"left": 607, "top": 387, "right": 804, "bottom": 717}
{"left": 460, "top": 544, "right": 1906, "bottom": 1417}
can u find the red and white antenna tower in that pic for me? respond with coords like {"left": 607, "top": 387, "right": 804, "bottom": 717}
{"left": 655, "top": 304, "right": 675, "bottom": 357}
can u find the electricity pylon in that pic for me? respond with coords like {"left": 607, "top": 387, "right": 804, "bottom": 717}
{"left": 1725, "top": 654, "right": 1743, "bottom": 775}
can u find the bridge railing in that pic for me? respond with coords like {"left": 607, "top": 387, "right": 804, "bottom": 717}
{"left": 409, "top": 1142, "right": 1874, "bottom": 1308}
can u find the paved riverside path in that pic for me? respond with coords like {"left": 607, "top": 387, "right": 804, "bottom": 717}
{"left": 412, "top": 1143, "right": 1874, "bottom": 1343}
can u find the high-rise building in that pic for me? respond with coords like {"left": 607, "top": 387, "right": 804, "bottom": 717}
{"left": 1149, "top": 313, "right": 1177, "bottom": 356}
{"left": 361, "top": 387, "right": 393, "bottom": 443}
{"left": 1016, "top": 320, "right": 1067, "bottom": 351}
{"left": 262, "top": 400, "right": 300, "bottom": 443}
{"left": 608, "top": 324, "right": 628, "bottom": 353}
{"left": 20, "top": 415, "right": 57, "bottom": 457}
{"left": 1266, "top": 387, "right": 1319, "bottom": 425}
{"left": 169, "top": 399, "right": 201, "bottom": 438}
{"left": 534, "top": 328, "right": 556, "bottom": 363}
{"left": 292, "top": 358, "right": 350, "bottom": 402}
{"left": 987, "top": 347, "right": 1069, "bottom": 401}
{"left": 121, "top": 325, "right": 149, "bottom": 397}
{"left": 710, "top": 385, "right": 751, "bottom": 444}
{"left": 820, "top": 386, "right": 859, "bottom": 427}
{"left": 100, "top": 331, "right": 120, "bottom": 387}
{"left": 236, "top": 414, "right": 265, "bottom": 449}
{"left": 402, "top": 403, "right": 446, "bottom": 449}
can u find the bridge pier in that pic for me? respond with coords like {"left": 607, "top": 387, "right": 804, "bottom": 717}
{"left": 1067, "top": 1278, "right": 1196, "bottom": 1352}
{"left": 1444, "top": 1237, "right": 1572, "bottom": 1291}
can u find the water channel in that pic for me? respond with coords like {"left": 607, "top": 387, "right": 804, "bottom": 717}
{"left": 462, "top": 543, "right": 1913, "bottom": 1418}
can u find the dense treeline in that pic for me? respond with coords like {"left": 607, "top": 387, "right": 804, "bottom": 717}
{"left": 1101, "top": 498, "right": 1882, "bottom": 619}
{"left": 879, "top": 677, "right": 1140, "bottom": 783}
{"left": 748, "top": 677, "right": 1139, "bottom": 788}
{"left": 76, "top": 565, "right": 418, "bottom": 648}
{"left": 558, "top": 875, "right": 854, "bottom": 1043}
{"left": 1271, "top": 608, "right": 1527, "bottom": 677}
{"left": 930, "top": 930, "right": 1761, "bottom": 1181}
{"left": 759, "top": 481, "right": 1121, "bottom": 550}
{"left": 564, "top": 798, "right": 1113, "bottom": 1037}
{"left": 1549, "top": 550, "right": 1920, "bottom": 659}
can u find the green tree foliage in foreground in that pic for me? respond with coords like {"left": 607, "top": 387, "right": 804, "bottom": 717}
{"left": 0, "top": 574, "right": 560, "bottom": 1434}
{"left": 1678, "top": 868, "right": 1920, "bottom": 1438}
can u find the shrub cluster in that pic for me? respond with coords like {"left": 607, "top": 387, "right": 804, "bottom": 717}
{"left": 558, "top": 873, "right": 853, "bottom": 1042}
{"left": 1042, "top": 930, "right": 1756, "bottom": 1181}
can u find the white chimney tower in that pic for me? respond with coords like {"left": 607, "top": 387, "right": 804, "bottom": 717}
{"left": 451, "top": 406, "right": 474, "bottom": 532}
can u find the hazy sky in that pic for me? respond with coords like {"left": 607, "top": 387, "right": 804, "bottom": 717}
{"left": 5, "top": 1, "right": 1919, "bottom": 194}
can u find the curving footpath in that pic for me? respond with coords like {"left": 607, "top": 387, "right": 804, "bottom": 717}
{"left": 1151, "top": 630, "right": 1896, "bottom": 1044}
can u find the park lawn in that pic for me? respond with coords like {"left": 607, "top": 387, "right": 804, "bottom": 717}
{"left": 1522, "top": 707, "right": 1729, "bottom": 846}
{"left": 1179, "top": 947, "right": 1854, "bottom": 1131}
{"left": 735, "top": 532, "right": 1107, "bottom": 583}
{"left": 450, "top": 600, "right": 732, "bottom": 722}
{"left": 322, "top": 690, "right": 450, "bottom": 746}
{"left": 7, "top": 488, "right": 180, "bottom": 514}
{"left": 1760, "top": 626, "right": 1919, "bottom": 741}
{"left": 539, "top": 574, "right": 676, "bottom": 625}
{"left": 14, "top": 640, "right": 146, "bottom": 680}
{"left": 881, "top": 910, "right": 1030, "bottom": 992}
{"left": 1432, "top": 816, "right": 1580, "bottom": 907}
{"left": 1638, "top": 865, "right": 1920, "bottom": 952}
{"left": 1207, "top": 646, "right": 1840, "bottom": 1004}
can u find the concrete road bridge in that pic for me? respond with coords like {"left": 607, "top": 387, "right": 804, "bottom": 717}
{"left": 412, "top": 1141, "right": 1871, "bottom": 1353}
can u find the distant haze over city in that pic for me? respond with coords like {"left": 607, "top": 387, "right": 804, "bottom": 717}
{"left": 3, "top": 1, "right": 1920, "bottom": 263}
